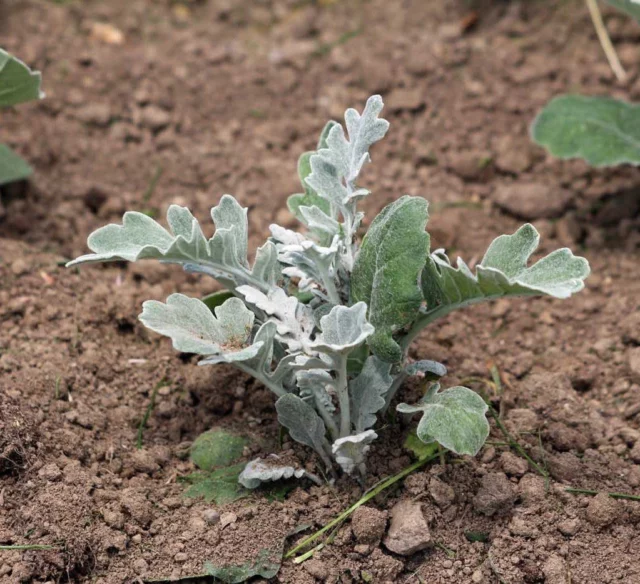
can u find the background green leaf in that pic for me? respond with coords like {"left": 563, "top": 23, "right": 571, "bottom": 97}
{"left": 182, "top": 463, "right": 249, "bottom": 505}
{"left": 190, "top": 428, "right": 247, "bottom": 471}
{"left": 403, "top": 431, "right": 439, "bottom": 461}
{"left": 0, "top": 48, "right": 43, "bottom": 107}
{"left": 0, "top": 144, "right": 32, "bottom": 185}
{"left": 202, "top": 290, "right": 235, "bottom": 312}
{"left": 351, "top": 195, "right": 429, "bottom": 362}
{"left": 531, "top": 94, "right": 640, "bottom": 166}
{"left": 606, "top": 0, "right": 640, "bottom": 22}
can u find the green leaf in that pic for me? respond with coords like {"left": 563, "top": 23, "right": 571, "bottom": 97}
{"left": 183, "top": 463, "right": 248, "bottom": 505}
{"left": 351, "top": 195, "right": 430, "bottom": 362}
{"left": 531, "top": 94, "right": 640, "bottom": 166}
{"left": 203, "top": 525, "right": 309, "bottom": 583}
{"left": 190, "top": 429, "right": 247, "bottom": 471}
{"left": 403, "top": 431, "right": 439, "bottom": 461}
{"left": 0, "top": 144, "right": 32, "bottom": 186}
{"left": 205, "top": 548, "right": 280, "bottom": 582}
{"left": 606, "top": 0, "right": 640, "bottom": 22}
{"left": 421, "top": 224, "right": 590, "bottom": 317}
{"left": 0, "top": 48, "right": 43, "bottom": 107}
{"left": 139, "top": 294, "right": 261, "bottom": 361}
{"left": 202, "top": 290, "right": 234, "bottom": 312}
{"left": 397, "top": 383, "right": 489, "bottom": 456}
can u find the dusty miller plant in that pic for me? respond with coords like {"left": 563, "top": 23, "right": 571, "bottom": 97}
{"left": 69, "top": 96, "right": 590, "bottom": 481}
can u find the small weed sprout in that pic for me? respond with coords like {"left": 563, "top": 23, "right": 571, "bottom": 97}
{"left": 69, "top": 96, "right": 590, "bottom": 482}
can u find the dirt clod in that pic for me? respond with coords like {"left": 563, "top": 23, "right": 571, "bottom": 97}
{"left": 493, "top": 182, "right": 574, "bottom": 220}
{"left": 473, "top": 472, "right": 517, "bottom": 516}
{"left": 586, "top": 493, "right": 620, "bottom": 528}
{"left": 351, "top": 506, "right": 388, "bottom": 544}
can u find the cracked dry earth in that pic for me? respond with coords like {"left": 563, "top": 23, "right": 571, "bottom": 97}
{"left": 1, "top": 0, "right": 640, "bottom": 583}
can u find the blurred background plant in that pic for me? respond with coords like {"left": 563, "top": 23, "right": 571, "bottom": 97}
{"left": 531, "top": 0, "right": 640, "bottom": 167}
{"left": 0, "top": 48, "right": 43, "bottom": 215}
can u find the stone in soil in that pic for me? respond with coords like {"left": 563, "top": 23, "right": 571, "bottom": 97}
{"left": 383, "top": 500, "right": 432, "bottom": 556}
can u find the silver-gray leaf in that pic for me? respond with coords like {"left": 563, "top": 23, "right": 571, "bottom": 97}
{"left": 139, "top": 294, "right": 259, "bottom": 359}
{"left": 275, "top": 394, "right": 327, "bottom": 457}
{"left": 422, "top": 224, "right": 590, "bottom": 314}
{"left": 350, "top": 356, "right": 394, "bottom": 432}
{"left": 397, "top": 383, "right": 489, "bottom": 456}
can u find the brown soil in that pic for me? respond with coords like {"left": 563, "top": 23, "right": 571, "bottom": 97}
{"left": 1, "top": 0, "right": 640, "bottom": 582}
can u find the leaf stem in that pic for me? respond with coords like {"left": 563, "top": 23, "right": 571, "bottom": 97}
{"left": 285, "top": 451, "right": 439, "bottom": 559}
{"left": 336, "top": 356, "right": 351, "bottom": 437}
{"left": 586, "top": 0, "right": 626, "bottom": 82}
{"left": 565, "top": 487, "right": 640, "bottom": 502}
{"left": 400, "top": 305, "right": 454, "bottom": 352}
{"left": 236, "top": 364, "right": 286, "bottom": 398}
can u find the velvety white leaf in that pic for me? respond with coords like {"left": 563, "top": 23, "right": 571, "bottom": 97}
{"left": 139, "top": 294, "right": 260, "bottom": 360}
{"left": 421, "top": 224, "right": 590, "bottom": 315}
{"left": 331, "top": 430, "right": 377, "bottom": 475}
{"left": 397, "top": 384, "right": 489, "bottom": 456}
{"left": 270, "top": 225, "right": 340, "bottom": 301}
{"left": 238, "top": 457, "right": 306, "bottom": 489}
{"left": 297, "top": 369, "right": 336, "bottom": 413}
{"left": 350, "top": 356, "right": 394, "bottom": 432}
{"left": 68, "top": 196, "right": 278, "bottom": 292}
{"left": 275, "top": 394, "right": 328, "bottom": 460}
{"left": 307, "top": 95, "right": 389, "bottom": 204}
{"left": 311, "top": 302, "right": 374, "bottom": 354}
{"left": 404, "top": 360, "right": 447, "bottom": 378}
{"left": 299, "top": 205, "right": 340, "bottom": 238}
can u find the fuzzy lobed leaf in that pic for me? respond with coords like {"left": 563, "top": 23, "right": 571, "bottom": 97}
{"left": 67, "top": 196, "right": 279, "bottom": 291}
{"left": 275, "top": 393, "right": 327, "bottom": 457}
{"left": 397, "top": 384, "right": 489, "bottom": 456}
{"left": 421, "top": 224, "right": 590, "bottom": 314}
{"left": 311, "top": 302, "right": 374, "bottom": 354}
{"left": 238, "top": 457, "right": 306, "bottom": 489}
{"left": 351, "top": 195, "right": 430, "bottom": 362}
{"left": 350, "top": 356, "right": 394, "bottom": 432}
{"left": 139, "top": 294, "right": 260, "bottom": 360}
{"left": 531, "top": 94, "right": 640, "bottom": 166}
{"left": 331, "top": 430, "right": 378, "bottom": 475}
